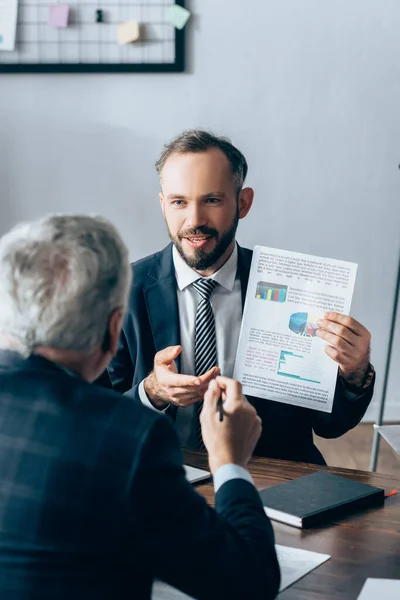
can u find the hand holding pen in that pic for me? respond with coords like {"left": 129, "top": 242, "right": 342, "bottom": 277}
{"left": 200, "top": 376, "right": 262, "bottom": 474}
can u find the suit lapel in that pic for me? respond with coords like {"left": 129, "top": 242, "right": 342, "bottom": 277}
{"left": 143, "top": 243, "right": 253, "bottom": 374}
{"left": 144, "top": 244, "right": 181, "bottom": 372}
{"left": 237, "top": 244, "right": 253, "bottom": 310}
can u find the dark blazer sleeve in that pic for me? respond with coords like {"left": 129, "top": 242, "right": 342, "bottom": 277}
{"left": 310, "top": 372, "right": 375, "bottom": 438}
{"left": 108, "top": 330, "right": 133, "bottom": 394}
{"left": 129, "top": 415, "right": 280, "bottom": 600}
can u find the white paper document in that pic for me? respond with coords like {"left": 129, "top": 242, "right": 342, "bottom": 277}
{"left": 183, "top": 465, "right": 211, "bottom": 484}
{"left": 234, "top": 246, "right": 357, "bottom": 413}
{"left": 152, "top": 581, "right": 190, "bottom": 600}
{"left": 357, "top": 578, "right": 400, "bottom": 599}
{"left": 151, "top": 544, "right": 331, "bottom": 598}
{"left": 0, "top": 0, "right": 18, "bottom": 51}
{"left": 373, "top": 425, "right": 400, "bottom": 453}
{"left": 276, "top": 544, "right": 330, "bottom": 590}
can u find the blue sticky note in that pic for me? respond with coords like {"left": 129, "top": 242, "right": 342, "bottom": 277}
{"left": 166, "top": 5, "right": 191, "bottom": 30}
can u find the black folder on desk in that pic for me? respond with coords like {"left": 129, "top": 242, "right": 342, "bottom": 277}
{"left": 259, "top": 471, "right": 384, "bottom": 528}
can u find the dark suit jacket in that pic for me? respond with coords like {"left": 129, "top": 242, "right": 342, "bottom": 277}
{"left": 0, "top": 349, "right": 280, "bottom": 600}
{"left": 104, "top": 243, "right": 375, "bottom": 465}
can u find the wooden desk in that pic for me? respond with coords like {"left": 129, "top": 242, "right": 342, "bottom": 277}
{"left": 184, "top": 451, "right": 400, "bottom": 600}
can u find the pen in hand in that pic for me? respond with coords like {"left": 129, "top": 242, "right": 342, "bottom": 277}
{"left": 218, "top": 395, "right": 223, "bottom": 422}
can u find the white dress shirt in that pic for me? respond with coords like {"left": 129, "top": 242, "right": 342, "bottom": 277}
{"left": 213, "top": 463, "right": 254, "bottom": 492}
{"left": 140, "top": 244, "right": 242, "bottom": 440}
{"left": 139, "top": 244, "right": 252, "bottom": 490}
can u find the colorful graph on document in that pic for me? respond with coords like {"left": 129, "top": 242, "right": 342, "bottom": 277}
{"left": 255, "top": 282, "right": 287, "bottom": 302}
{"left": 277, "top": 350, "right": 322, "bottom": 384}
{"left": 288, "top": 312, "right": 318, "bottom": 337}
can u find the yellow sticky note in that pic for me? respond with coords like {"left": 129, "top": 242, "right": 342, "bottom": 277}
{"left": 117, "top": 20, "right": 140, "bottom": 45}
{"left": 166, "top": 5, "right": 191, "bottom": 30}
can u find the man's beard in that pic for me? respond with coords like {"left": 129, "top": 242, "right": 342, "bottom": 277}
{"left": 168, "top": 210, "right": 239, "bottom": 271}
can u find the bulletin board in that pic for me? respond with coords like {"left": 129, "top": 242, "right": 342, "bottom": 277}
{"left": 0, "top": 0, "right": 186, "bottom": 73}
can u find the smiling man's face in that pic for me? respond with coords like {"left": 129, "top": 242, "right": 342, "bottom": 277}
{"left": 160, "top": 148, "right": 252, "bottom": 275}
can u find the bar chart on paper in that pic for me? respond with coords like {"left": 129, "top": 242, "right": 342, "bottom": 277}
{"left": 278, "top": 351, "right": 322, "bottom": 384}
{"left": 255, "top": 281, "right": 287, "bottom": 302}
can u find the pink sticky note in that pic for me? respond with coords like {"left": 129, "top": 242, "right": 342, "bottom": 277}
{"left": 48, "top": 4, "right": 69, "bottom": 29}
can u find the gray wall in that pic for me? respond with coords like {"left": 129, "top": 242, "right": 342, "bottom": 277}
{"left": 1, "top": 0, "right": 399, "bottom": 419}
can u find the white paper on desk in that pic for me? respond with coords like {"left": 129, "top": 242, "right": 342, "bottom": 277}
{"left": 233, "top": 246, "right": 357, "bottom": 413}
{"left": 374, "top": 425, "right": 400, "bottom": 453}
{"left": 276, "top": 544, "right": 330, "bottom": 591}
{"left": 151, "top": 544, "right": 331, "bottom": 598}
{"left": 183, "top": 465, "right": 210, "bottom": 484}
{"left": 152, "top": 581, "right": 191, "bottom": 600}
{"left": 357, "top": 578, "right": 400, "bottom": 599}
{"left": 0, "top": 0, "right": 18, "bottom": 51}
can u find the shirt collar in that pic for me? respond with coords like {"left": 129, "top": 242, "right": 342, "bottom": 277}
{"left": 172, "top": 243, "right": 238, "bottom": 292}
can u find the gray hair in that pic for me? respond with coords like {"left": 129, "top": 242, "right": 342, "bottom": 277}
{"left": 0, "top": 214, "right": 131, "bottom": 355}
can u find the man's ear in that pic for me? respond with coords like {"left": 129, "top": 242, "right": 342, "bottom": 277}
{"left": 238, "top": 187, "right": 254, "bottom": 219}
{"left": 106, "top": 308, "right": 125, "bottom": 357}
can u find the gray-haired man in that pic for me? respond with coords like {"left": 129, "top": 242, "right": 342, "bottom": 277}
{"left": 0, "top": 214, "right": 280, "bottom": 600}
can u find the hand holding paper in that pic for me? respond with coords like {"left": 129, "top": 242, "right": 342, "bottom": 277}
{"left": 316, "top": 312, "right": 371, "bottom": 386}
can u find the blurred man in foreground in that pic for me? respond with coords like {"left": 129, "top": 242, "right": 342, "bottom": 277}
{"left": 0, "top": 214, "right": 280, "bottom": 600}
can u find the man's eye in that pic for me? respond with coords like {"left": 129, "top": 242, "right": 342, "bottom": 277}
{"left": 172, "top": 200, "right": 185, "bottom": 206}
{"left": 206, "top": 198, "right": 220, "bottom": 204}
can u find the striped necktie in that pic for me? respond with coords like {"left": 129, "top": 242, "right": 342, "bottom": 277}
{"left": 189, "top": 278, "right": 218, "bottom": 449}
